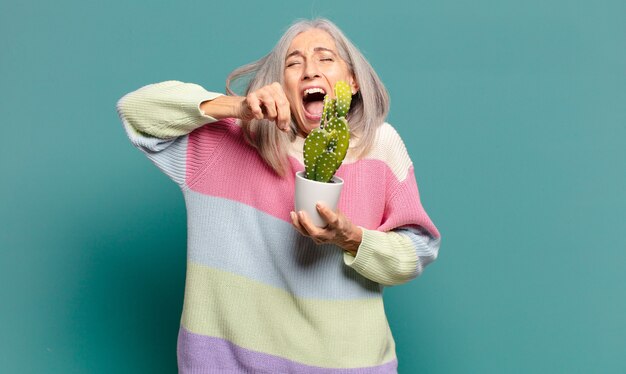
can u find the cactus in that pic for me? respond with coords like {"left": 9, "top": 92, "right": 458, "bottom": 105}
{"left": 303, "top": 81, "right": 352, "bottom": 182}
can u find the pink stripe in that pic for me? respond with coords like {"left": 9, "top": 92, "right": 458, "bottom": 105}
{"left": 186, "top": 120, "right": 439, "bottom": 237}
{"left": 177, "top": 327, "right": 398, "bottom": 374}
{"left": 377, "top": 166, "right": 441, "bottom": 238}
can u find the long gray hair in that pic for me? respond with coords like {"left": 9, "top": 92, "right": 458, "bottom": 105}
{"left": 226, "top": 18, "right": 390, "bottom": 177}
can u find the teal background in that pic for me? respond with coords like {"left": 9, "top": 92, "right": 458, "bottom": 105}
{"left": 1, "top": 0, "right": 624, "bottom": 372}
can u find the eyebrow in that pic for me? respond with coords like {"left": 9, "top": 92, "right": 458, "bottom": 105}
{"left": 285, "top": 47, "right": 337, "bottom": 59}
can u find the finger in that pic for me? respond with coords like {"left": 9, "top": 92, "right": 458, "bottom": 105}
{"left": 258, "top": 89, "right": 278, "bottom": 121}
{"left": 290, "top": 211, "right": 308, "bottom": 236}
{"left": 316, "top": 203, "right": 339, "bottom": 229}
{"left": 271, "top": 83, "right": 290, "bottom": 130}
{"left": 246, "top": 93, "right": 264, "bottom": 120}
{"left": 275, "top": 97, "right": 290, "bottom": 131}
{"left": 298, "top": 211, "right": 328, "bottom": 240}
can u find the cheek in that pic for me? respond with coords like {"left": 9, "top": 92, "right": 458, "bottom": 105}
{"left": 285, "top": 92, "right": 300, "bottom": 111}
{"left": 282, "top": 81, "right": 299, "bottom": 105}
{"left": 331, "top": 62, "right": 352, "bottom": 81}
{"left": 324, "top": 68, "right": 350, "bottom": 86}
{"left": 284, "top": 72, "right": 300, "bottom": 90}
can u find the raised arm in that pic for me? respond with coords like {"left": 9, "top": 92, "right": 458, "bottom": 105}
{"left": 117, "top": 80, "right": 223, "bottom": 139}
{"left": 116, "top": 80, "right": 293, "bottom": 186}
{"left": 117, "top": 80, "right": 291, "bottom": 139}
{"left": 200, "top": 82, "right": 291, "bottom": 131}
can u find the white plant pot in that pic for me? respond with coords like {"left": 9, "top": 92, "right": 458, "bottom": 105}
{"left": 294, "top": 171, "right": 344, "bottom": 228}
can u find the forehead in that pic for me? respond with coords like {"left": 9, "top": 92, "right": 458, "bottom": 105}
{"left": 287, "top": 29, "right": 337, "bottom": 54}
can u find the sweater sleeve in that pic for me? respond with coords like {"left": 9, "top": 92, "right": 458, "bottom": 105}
{"left": 342, "top": 123, "right": 442, "bottom": 285}
{"left": 115, "top": 80, "right": 223, "bottom": 186}
{"left": 343, "top": 226, "right": 441, "bottom": 286}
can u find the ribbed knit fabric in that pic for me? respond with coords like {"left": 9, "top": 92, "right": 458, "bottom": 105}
{"left": 117, "top": 81, "right": 442, "bottom": 373}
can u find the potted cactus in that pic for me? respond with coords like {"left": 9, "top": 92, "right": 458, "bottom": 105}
{"left": 294, "top": 80, "right": 352, "bottom": 227}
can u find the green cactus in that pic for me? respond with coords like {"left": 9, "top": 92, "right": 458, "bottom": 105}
{"left": 303, "top": 81, "right": 352, "bottom": 182}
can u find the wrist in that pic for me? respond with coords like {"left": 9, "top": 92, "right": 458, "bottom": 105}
{"left": 343, "top": 225, "right": 363, "bottom": 256}
{"left": 200, "top": 95, "right": 244, "bottom": 119}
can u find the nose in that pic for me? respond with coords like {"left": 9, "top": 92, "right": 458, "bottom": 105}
{"left": 302, "top": 61, "right": 321, "bottom": 80}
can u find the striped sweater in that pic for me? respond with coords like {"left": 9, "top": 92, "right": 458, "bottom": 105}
{"left": 116, "top": 81, "right": 441, "bottom": 373}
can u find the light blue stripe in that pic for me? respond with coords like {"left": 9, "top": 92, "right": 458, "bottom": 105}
{"left": 396, "top": 226, "right": 441, "bottom": 275}
{"left": 183, "top": 189, "right": 382, "bottom": 300}
{"left": 120, "top": 112, "right": 189, "bottom": 186}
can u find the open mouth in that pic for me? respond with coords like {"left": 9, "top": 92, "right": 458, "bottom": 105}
{"left": 302, "top": 87, "right": 326, "bottom": 121}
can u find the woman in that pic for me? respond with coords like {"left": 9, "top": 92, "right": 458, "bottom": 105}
{"left": 117, "top": 18, "right": 441, "bottom": 374}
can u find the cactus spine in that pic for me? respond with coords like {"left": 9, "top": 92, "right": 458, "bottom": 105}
{"left": 303, "top": 81, "right": 352, "bottom": 182}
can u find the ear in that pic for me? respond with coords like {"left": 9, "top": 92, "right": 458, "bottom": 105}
{"left": 349, "top": 75, "right": 359, "bottom": 95}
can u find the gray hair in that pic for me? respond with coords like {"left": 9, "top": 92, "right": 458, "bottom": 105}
{"left": 226, "top": 18, "right": 390, "bottom": 177}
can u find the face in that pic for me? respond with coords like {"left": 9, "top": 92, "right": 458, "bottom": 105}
{"left": 283, "top": 29, "right": 358, "bottom": 135}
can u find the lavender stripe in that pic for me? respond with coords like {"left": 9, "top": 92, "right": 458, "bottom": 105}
{"left": 177, "top": 327, "right": 398, "bottom": 374}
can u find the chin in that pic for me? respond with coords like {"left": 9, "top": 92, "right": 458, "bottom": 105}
{"left": 295, "top": 118, "right": 321, "bottom": 136}
{"left": 304, "top": 125, "right": 321, "bottom": 136}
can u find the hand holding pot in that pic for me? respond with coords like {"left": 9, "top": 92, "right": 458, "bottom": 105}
{"left": 290, "top": 202, "right": 362, "bottom": 256}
